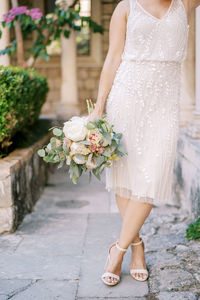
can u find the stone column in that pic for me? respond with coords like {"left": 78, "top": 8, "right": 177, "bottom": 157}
{"left": 187, "top": 7, "right": 200, "bottom": 138}
{"left": 57, "top": 28, "right": 80, "bottom": 120}
{"left": 0, "top": 0, "right": 10, "bottom": 66}
{"left": 180, "top": 11, "right": 195, "bottom": 126}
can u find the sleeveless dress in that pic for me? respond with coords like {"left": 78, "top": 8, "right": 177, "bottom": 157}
{"left": 105, "top": 0, "right": 189, "bottom": 206}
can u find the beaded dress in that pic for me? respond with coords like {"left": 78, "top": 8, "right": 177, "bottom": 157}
{"left": 105, "top": 0, "right": 189, "bottom": 205}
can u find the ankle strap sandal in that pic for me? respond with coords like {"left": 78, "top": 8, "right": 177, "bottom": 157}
{"left": 101, "top": 241, "right": 127, "bottom": 286}
{"left": 130, "top": 237, "right": 149, "bottom": 282}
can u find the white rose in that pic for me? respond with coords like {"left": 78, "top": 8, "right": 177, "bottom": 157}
{"left": 63, "top": 116, "right": 87, "bottom": 141}
{"left": 73, "top": 154, "right": 86, "bottom": 165}
{"left": 70, "top": 142, "right": 90, "bottom": 156}
{"left": 86, "top": 160, "right": 97, "bottom": 170}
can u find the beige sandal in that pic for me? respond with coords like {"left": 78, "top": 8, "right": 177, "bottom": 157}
{"left": 130, "top": 237, "right": 149, "bottom": 282}
{"left": 101, "top": 240, "right": 127, "bottom": 286}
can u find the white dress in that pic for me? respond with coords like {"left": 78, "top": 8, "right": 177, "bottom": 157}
{"left": 105, "top": 0, "right": 189, "bottom": 206}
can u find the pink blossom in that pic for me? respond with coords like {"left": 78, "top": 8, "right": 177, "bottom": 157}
{"left": 29, "top": 8, "right": 41, "bottom": 13}
{"left": 3, "top": 14, "right": 15, "bottom": 22}
{"left": 56, "top": 139, "right": 62, "bottom": 148}
{"left": 97, "top": 146, "right": 104, "bottom": 154}
{"left": 3, "top": 6, "right": 43, "bottom": 22}
{"left": 63, "top": 137, "right": 72, "bottom": 148}
{"left": 29, "top": 12, "right": 42, "bottom": 20}
{"left": 89, "top": 143, "right": 97, "bottom": 152}
{"left": 9, "top": 6, "right": 27, "bottom": 16}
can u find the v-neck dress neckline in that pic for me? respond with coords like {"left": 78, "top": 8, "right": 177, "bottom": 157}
{"left": 135, "top": 0, "right": 175, "bottom": 22}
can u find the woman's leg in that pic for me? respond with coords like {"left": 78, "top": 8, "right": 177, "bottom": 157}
{"left": 116, "top": 194, "right": 140, "bottom": 241}
{"left": 104, "top": 194, "right": 152, "bottom": 284}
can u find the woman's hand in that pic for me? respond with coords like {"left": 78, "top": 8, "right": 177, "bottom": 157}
{"left": 87, "top": 109, "right": 103, "bottom": 123}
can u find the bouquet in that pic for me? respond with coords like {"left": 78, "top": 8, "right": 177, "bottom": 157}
{"left": 37, "top": 99, "right": 127, "bottom": 184}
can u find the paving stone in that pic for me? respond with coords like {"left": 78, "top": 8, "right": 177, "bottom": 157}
{"left": 0, "top": 234, "right": 23, "bottom": 254}
{"left": 0, "top": 169, "right": 198, "bottom": 299}
{"left": 158, "top": 291, "right": 199, "bottom": 300}
{"left": 77, "top": 296, "right": 148, "bottom": 300}
{"left": 77, "top": 214, "right": 148, "bottom": 298}
{"left": 145, "top": 234, "right": 187, "bottom": 252}
{"left": 0, "top": 279, "right": 33, "bottom": 297}
{"left": 149, "top": 268, "right": 196, "bottom": 293}
{"left": 0, "top": 255, "right": 80, "bottom": 280}
{"left": 146, "top": 250, "right": 181, "bottom": 269}
{"left": 15, "top": 233, "right": 83, "bottom": 256}
{"left": 10, "top": 280, "right": 77, "bottom": 300}
{"left": 16, "top": 213, "right": 88, "bottom": 236}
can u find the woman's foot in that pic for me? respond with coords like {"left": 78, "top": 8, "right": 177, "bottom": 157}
{"left": 102, "top": 241, "right": 127, "bottom": 285}
{"left": 130, "top": 237, "right": 148, "bottom": 281}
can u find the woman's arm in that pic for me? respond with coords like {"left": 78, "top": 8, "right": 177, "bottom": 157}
{"left": 87, "top": 0, "right": 129, "bottom": 122}
{"left": 189, "top": 0, "right": 200, "bottom": 9}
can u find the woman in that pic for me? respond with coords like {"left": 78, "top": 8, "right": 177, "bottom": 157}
{"left": 87, "top": 0, "right": 199, "bottom": 286}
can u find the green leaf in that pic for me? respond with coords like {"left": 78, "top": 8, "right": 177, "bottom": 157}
{"left": 57, "top": 160, "right": 64, "bottom": 169}
{"left": 86, "top": 122, "right": 96, "bottom": 130}
{"left": 37, "top": 149, "right": 45, "bottom": 157}
{"left": 63, "top": 30, "right": 70, "bottom": 38}
{"left": 53, "top": 128, "right": 62, "bottom": 136}
{"left": 102, "top": 147, "right": 111, "bottom": 157}
{"left": 94, "top": 155, "right": 104, "bottom": 167}
{"left": 50, "top": 137, "right": 57, "bottom": 149}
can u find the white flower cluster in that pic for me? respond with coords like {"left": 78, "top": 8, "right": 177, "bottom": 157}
{"left": 55, "top": 0, "right": 69, "bottom": 10}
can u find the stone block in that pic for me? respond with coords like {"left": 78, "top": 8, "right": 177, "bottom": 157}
{"left": 103, "top": 3, "right": 114, "bottom": 15}
{"left": 8, "top": 280, "right": 78, "bottom": 300}
{"left": 0, "top": 207, "right": 14, "bottom": 233}
{"left": 85, "top": 78, "right": 96, "bottom": 90}
{"left": 0, "top": 133, "right": 51, "bottom": 234}
{"left": 0, "top": 174, "right": 12, "bottom": 207}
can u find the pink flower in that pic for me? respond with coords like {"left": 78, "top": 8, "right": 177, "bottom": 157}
{"left": 9, "top": 6, "right": 27, "bottom": 16}
{"left": 56, "top": 139, "right": 62, "bottom": 148}
{"left": 89, "top": 143, "right": 97, "bottom": 152}
{"left": 30, "top": 12, "right": 42, "bottom": 20}
{"left": 63, "top": 137, "right": 72, "bottom": 148}
{"left": 29, "top": 8, "right": 41, "bottom": 13}
{"left": 28, "top": 8, "right": 43, "bottom": 20}
{"left": 3, "top": 15, "right": 15, "bottom": 22}
{"left": 97, "top": 146, "right": 104, "bottom": 154}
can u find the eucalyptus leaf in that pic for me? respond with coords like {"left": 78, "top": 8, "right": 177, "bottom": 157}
{"left": 102, "top": 148, "right": 111, "bottom": 157}
{"left": 37, "top": 149, "right": 46, "bottom": 157}
{"left": 86, "top": 122, "right": 96, "bottom": 130}
{"left": 53, "top": 128, "right": 62, "bottom": 136}
{"left": 94, "top": 155, "right": 104, "bottom": 167}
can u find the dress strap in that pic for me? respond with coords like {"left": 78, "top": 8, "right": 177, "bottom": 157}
{"left": 129, "top": 0, "right": 136, "bottom": 16}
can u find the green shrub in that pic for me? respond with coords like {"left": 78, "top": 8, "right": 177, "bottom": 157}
{"left": 0, "top": 65, "right": 49, "bottom": 148}
{"left": 185, "top": 218, "right": 200, "bottom": 241}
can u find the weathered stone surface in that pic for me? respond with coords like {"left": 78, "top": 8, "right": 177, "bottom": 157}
{"left": 158, "top": 291, "right": 199, "bottom": 300}
{"left": 10, "top": 280, "right": 77, "bottom": 300}
{"left": 0, "top": 279, "right": 33, "bottom": 297}
{"left": 0, "top": 254, "right": 80, "bottom": 280}
{"left": 0, "top": 133, "right": 52, "bottom": 234}
{"left": 0, "top": 207, "right": 14, "bottom": 233}
{"left": 174, "top": 128, "right": 200, "bottom": 218}
{"left": 0, "top": 169, "right": 199, "bottom": 299}
{"left": 0, "top": 234, "right": 22, "bottom": 254}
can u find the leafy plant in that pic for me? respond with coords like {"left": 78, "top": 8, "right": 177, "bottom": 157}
{"left": 185, "top": 218, "right": 200, "bottom": 241}
{"left": 0, "top": 0, "right": 104, "bottom": 68}
{"left": 0, "top": 65, "right": 49, "bottom": 151}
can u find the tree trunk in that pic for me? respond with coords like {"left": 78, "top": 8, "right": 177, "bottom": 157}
{"left": 11, "top": 0, "right": 25, "bottom": 67}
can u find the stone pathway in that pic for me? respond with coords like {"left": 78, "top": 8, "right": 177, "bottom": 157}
{"left": 0, "top": 168, "right": 199, "bottom": 299}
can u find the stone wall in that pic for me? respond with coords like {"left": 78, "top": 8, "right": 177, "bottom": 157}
{"left": 0, "top": 134, "right": 52, "bottom": 234}
{"left": 173, "top": 128, "right": 200, "bottom": 219}
{"left": 35, "top": 56, "right": 61, "bottom": 116}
